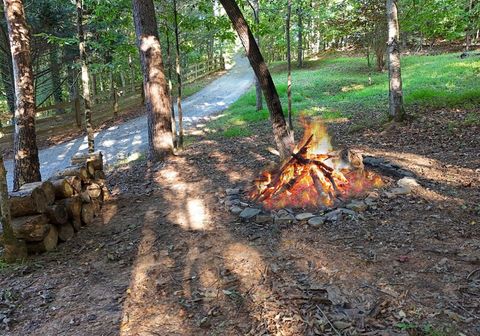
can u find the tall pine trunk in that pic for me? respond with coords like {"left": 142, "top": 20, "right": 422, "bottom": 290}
{"left": 386, "top": 0, "right": 405, "bottom": 121}
{"left": 76, "top": 0, "right": 94, "bottom": 153}
{"left": 297, "top": 7, "right": 303, "bottom": 68}
{"left": 132, "top": 0, "right": 173, "bottom": 161}
{"left": 219, "top": 0, "right": 294, "bottom": 160}
{"left": 3, "top": 0, "right": 41, "bottom": 191}
{"left": 252, "top": 0, "right": 263, "bottom": 111}
{"left": 165, "top": 27, "right": 177, "bottom": 148}
{"left": 286, "top": 0, "right": 293, "bottom": 130}
{"left": 0, "top": 18, "right": 15, "bottom": 116}
{"left": 173, "top": 0, "right": 183, "bottom": 149}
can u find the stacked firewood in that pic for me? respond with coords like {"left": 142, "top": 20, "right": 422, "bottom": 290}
{"left": 8, "top": 152, "right": 109, "bottom": 254}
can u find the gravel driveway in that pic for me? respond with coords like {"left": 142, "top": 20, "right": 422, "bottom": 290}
{"left": 5, "top": 56, "right": 254, "bottom": 189}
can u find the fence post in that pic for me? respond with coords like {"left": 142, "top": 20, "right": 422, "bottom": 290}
{"left": 73, "top": 98, "right": 82, "bottom": 127}
{"left": 220, "top": 56, "right": 225, "bottom": 70}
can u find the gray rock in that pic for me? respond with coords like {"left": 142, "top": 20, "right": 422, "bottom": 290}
{"left": 239, "top": 207, "right": 261, "bottom": 220}
{"left": 346, "top": 200, "right": 368, "bottom": 212}
{"left": 225, "top": 199, "right": 241, "bottom": 206}
{"left": 226, "top": 188, "right": 241, "bottom": 196}
{"left": 397, "top": 177, "right": 420, "bottom": 189}
{"left": 333, "top": 321, "right": 351, "bottom": 330}
{"left": 295, "top": 212, "right": 315, "bottom": 221}
{"left": 325, "top": 208, "right": 356, "bottom": 221}
{"left": 275, "top": 216, "right": 293, "bottom": 225}
{"left": 255, "top": 214, "right": 272, "bottom": 224}
{"left": 385, "top": 186, "right": 411, "bottom": 198}
{"left": 230, "top": 206, "right": 243, "bottom": 214}
{"left": 276, "top": 209, "right": 290, "bottom": 217}
{"left": 308, "top": 216, "right": 325, "bottom": 227}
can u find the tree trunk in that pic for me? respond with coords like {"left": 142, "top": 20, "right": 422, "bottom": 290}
{"left": 386, "top": 0, "right": 406, "bottom": 121}
{"left": 286, "top": 0, "right": 293, "bottom": 130}
{"left": 11, "top": 214, "right": 49, "bottom": 241}
{"left": 165, "top": 26, "right": 177, "bottom": 148}
{"left": 297, "top": 7, "right": 303, "bottom": 68}
{"left": 49, "top": 47, "right": 65, "bottom": 113}
{"left": 91, "top": 73, "right": 98, "bottom": 104}
{"left": 132, "top": 0, "right": 173, "bottom": 161}
{"left": 76, "top": 0, "right": 94, "bottom": 153}
{"left": 0, "top": 18, "right": 15, "bottom": 116}
{"left": 67, "top": 65, "right": 78, "bottom": 102}
{"left": 173, "top": 0, "right": 183, "bottom": 149}
{"left": 252, "top": 0, "right": 263, "bottom": 111}
{"left": 3, "top": 0, "right": 42, "bottom": 191}
{"left": 219, "top": 0, "right": 294, "bottom": 160}
{"left": 0, "top": 156, "right": 27, "bottom": 262}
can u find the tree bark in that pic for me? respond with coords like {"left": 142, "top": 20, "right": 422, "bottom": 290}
{"left": 252, "top": 0, "right": 263, "bottom": 111}
{"left": 76, "top": 0, "right": 94, "bottom": 153}
{"left": 0, "top": 17, "right": 15, "bottom": 116}
{"left": 286, "top": 0, "right": 293, "bottom": 130}
{"left": 297, "top": 7, "right": 303, "bottom": 68}
{"left": 0, "top": 156, "right": 27, "bottom": 262}
{"left": 386, "top": 0, "right": 406, "bottom": 121}
{"left": 11, "top": 214, "right": 49, "bottom": 241}
{"left": 132, "top": 0, "right": 173, "bottom": 161}
{"left": 50, "top": 47, "right": 65, "bottom": 113}
{"left": 165, "top": 27, "right": 177, "bottom": 147}
{"left": 173, "top": 0, "right": 183, "bottom": 149}
{"left": 3, "top": 0, "right": 42, "bottom": 190}
{"left": 219, "top": 0, "right": 294, "bottom": 160}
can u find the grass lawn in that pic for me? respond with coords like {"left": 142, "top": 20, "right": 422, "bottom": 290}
{"left": 209, "top": 52, "right": 480, "bottom": 137}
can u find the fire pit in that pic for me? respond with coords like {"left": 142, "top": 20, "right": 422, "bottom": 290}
{"left": 221, "top": 120, "right": 419, "bottom": 226}
{"left": 250, "top": 121, "right": 382, "bottom": 210}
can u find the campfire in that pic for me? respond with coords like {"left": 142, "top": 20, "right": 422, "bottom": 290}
{"left": 250, "top": 120, "right": 383, "bottom": 210}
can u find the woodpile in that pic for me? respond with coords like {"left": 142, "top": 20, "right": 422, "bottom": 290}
{"left": 7, "top": 151, "right": 108, "bottom": 254}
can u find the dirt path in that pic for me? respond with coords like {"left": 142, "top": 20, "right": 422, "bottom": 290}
{"left": 4, "top": 56, "right": 253, "bottom": 189}
{"left": 1, "top": 107, "right": 479, "bottom": 335}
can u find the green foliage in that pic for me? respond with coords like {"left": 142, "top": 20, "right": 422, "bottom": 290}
{"left": 209, "top": 52, "right": 480, "bottom": 137}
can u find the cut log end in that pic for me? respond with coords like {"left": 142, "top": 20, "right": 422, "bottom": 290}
{"left": 27, "top": 225, "right": 58, "bottom": 254}
{"left": 81, "top": 203, "right": 94, "bottom": 226}
{"left": 58, "top": 224, "right": 75, "bottom": 242}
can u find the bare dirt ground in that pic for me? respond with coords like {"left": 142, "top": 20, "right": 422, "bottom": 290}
{"left": 0, "top": 107, "right": 479, "bottom": 336}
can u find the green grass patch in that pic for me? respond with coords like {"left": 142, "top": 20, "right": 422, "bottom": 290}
{"left": 0, "top": 259, "right": 9, "bottom": 270}
{"left": 208, "top": 51, "right": 480, "bottom": 137}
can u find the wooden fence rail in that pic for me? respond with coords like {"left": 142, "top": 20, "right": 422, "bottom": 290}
{"left": 0, "top": 56, "right": 225, "bottom": 149}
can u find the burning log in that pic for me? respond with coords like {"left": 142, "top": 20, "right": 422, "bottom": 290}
{"left": 250, "top": 121, "right": 382, "bottom": 209}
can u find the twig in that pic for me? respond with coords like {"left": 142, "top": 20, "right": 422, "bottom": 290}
{"left": 448, "top": 301, "right": 479, "bottom": 319}
{"left": 316, "top": 305, "right": 341, "bottom": 336}
{"left": 467, "top": 268, "right": 480, "bottom": 280}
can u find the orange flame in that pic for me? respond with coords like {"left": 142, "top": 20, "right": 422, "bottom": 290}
{"left": 250, "top": 119, "right": 383, "bottom": 210}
